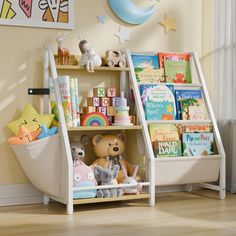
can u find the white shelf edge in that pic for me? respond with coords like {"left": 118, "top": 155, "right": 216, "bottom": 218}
{"left": 138, "top": 83, "right": 202, "bottom": 88}
{"left": 73, "top": 182, "right": 150, "bottom": 191}
{"left": 147, "top": 119, "right": 212, "bottom": 124}
{"left": 155, "top": 154, "right": 221, "bottom": 162}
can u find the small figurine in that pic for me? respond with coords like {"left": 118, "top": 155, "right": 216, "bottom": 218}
{"left": 104, "top": 50, "right": 126, "bottom": 67}
{"left": 56, "top": 32, "right": 70, "bottom": 65}
{"left": 78, "top": 38, "right": 102, "bottom": 73}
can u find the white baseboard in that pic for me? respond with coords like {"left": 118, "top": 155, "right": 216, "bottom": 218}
{"left": 0, "top": 184, "right": 43, "bottom": 206}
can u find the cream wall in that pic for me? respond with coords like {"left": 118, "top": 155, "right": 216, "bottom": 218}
{"left": 0, "top": 0, "right": 212, "bottom": 184}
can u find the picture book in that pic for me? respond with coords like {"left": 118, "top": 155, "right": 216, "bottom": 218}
{"left": 153, "top": 140, "right": 182, "bottom": 157}
{"left": 181, "top": 98, "right": 207, "bottom": 120}
{"left": 131, "top": 54, "right": 165, "bottom": 83}
{"left": 70, "top": 78, "right": 78, "bottom": 127}
{"left": 164, "top": 60, "right": 192, "bottom": 83}
{"left": 182, "top": 133, "right": 214, "bottom": 156}
{"left": 149, "top": 124, "right": 180, "bottom": 142}
{"left": 175, "top": 89, "right": 202, "bottom": 120}
{"left": 158, "top": 52, "right": 190, "bottom": 69}
{"left": 183, "top": 124, "right": 213, "bottom": 133}
{"left": 140, "top": 84, "right": 176, "bottom": 120}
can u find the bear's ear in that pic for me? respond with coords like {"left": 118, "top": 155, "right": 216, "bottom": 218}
{"left": 116, "top": 133, "right": 125, "bottom": 143}
{"left": 92, "top": 135, "right": 104, "bottom": 146}
{"left": 81, "top": 135, "right": 89, "bottom": 146}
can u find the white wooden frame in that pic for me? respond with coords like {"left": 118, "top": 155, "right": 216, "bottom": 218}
{"left": 0, "top": 0, "right": 74, "bottom": 29}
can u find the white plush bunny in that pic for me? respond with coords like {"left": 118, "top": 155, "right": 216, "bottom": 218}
{"left": 121, "top": 165, "right": 142, "bottom": 194}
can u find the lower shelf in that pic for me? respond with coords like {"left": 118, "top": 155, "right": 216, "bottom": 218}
{"left": 73, "top": 193, "right": 150, "bottom": 205}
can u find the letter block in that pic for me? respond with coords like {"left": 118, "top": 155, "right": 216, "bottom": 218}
{"left": 112, "top": 97, "right": 121, "bottom": 107}
{"left": 83, "top": 106, "right": 96, "bottom": 114}
{"left": 107, "top": 88, "right": 117, "bottom": 97}
{"left": 87, "top": 97, "right": 100, "bottom": 107}
{"left": 93, "top": 87, "right": 106, "bottom": 97}
{"left": 97, "top": 106, "right": 107, "bottom": 116}
{"left": 107, "top": 106, "right": 116, "bottom": 116}
{"left": 100, "top": 97, "right": 110, "bottom": 107}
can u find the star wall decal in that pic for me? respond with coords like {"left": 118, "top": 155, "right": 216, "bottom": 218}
{"left": 159, "top": 14, "right": 176, "bottom": 33}
{"left": 96, "top": 14, "right": 107, "bottom": 24}
{"left": 38, "top": 125, "right": 58, "bottom": 139}
{"left": 114, "top": 27, "right": 131, "bottom": 43}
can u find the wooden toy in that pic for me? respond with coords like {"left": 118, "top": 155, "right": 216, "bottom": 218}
{"left": 112, "top": 97, "right": 120, "bottom": 107}
{"left": 83, "top": 106, "right": 96, "bottom": 114}
{"left": 87, "top": 97, "right": 100, "bottom": 107}
{"left": 97, "top": 106, "right": 107, "bottom": 116}
{"left": 107, "top": 106, "right": 116, "bottom": 116}
{"left": 104, "top": 50, "right": 126, "bottom": 67}
{"left": 56, "top": 32, "right": 70, "bottom": 65}
{"left": 81, "top": 112, "right": 109, "bottom": 126}
{"left": 93, "top": 88, "right": 106, "bottom": 97}
{"left": 100, "top": 97, "right": 110, "bottom": 107}
{"left": 107, "top": 88, "right": 117, "bottom": 97}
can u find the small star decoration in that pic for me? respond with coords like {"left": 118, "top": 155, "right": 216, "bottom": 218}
{"left": 114, "top": 26, "right": 131, "bottom": 43}
{"left": 38, "top": 125, "right": 58, "bottom": 139}
{"left": 159, "top": 14, "right": 176, "bottom": 33}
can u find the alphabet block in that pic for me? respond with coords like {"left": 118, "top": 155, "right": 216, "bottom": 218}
{"left": 97, "top": 106, "right": 107, "bottom": 116}
{"left": 87, "top": 97, "right": 100, "bottom": 107}
{"left": 83, "top": 106, "right": 96, "bottom": 114}
{"left": 107, "top": 88, "right": 117, "bottom": 97}
{"left": 107, "top": 106, "right": 116, "bottom": 116}
{"left": 93, "top": 87, "right": 106, "bottom": 97}
{"left": 112, "top": 97, "right": 120, "bottom": 107}
{"left": 100, "top": 97, "right": 110, "bottom": 107}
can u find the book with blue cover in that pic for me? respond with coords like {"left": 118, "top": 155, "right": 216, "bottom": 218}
{"left": 140, "top": 84, "right": 176, "bottom": 120}
{"left": 131, "top": 54, "right": 165, "bottom": 83}
{"left": 182, "top": 133, "right": 214, "bottom": 156}
{"left": 175, "top": 89, "right": 202, "bottom": 120}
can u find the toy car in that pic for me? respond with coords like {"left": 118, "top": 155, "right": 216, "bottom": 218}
{"left": 104, "top": 50, "right": 126, "bottom": 67}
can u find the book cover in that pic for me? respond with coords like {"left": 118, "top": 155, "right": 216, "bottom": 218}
{"left": 149, "top": 124, "right": 180, "bottom": 142}
{"left": 182, "top": 133, "right": 214, "bottom": 156}
{"left": 175, "top": 89, "right": 202, "bottom": 120}
{"left": 181, "top": 98, "right": 207, "bottom": 120}
{"left": 158, "top": 52, "right": 190, "bottom": 69}
{"left": 70, "top": 78, "right": 78, "bottom": 127}
{"left": 153, "top": 140, "right": 182, "bottom": 157}
{"left": 131, "top": 54, "right": 165, "bottom": 83}
{"left": 183, "top": 124, "right": 212, "bottom": 133}
{"left": 140, "top": 84, "right": 176, "bottom": 120}
{"left": 164, "top": 60, "right": 192, "bottom": 83}
{"left": 74, "top": 78, "right": 81, "bottom": 126}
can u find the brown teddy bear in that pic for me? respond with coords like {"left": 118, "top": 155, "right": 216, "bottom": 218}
{"left": 92, "top": 133, "right": 138, "bottom": 183}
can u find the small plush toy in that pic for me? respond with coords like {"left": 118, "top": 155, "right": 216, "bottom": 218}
{"left": 73, "top": 160, "right": 97, "bottom": 199}
{"left": 121, "top": 165, "right": 142, "bottom": 195}
{"left": 37, "top": 125, "right": 58, "bottom": 139}
{"left": 70, "top": 135, "right": 89, "bottom": 162}
{"left": 8, "top": 126, "right": 40, "bottom": 145}
{"left": 94, "top": 165, "right": 123, "bottom": 198}
{"left": 92, "top": 133, "right": 138, "bottom": 183}
{"left": 78, "top": 38, "right": 102, "bottom": 72}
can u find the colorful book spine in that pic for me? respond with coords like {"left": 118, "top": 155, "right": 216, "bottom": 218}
{"left": 74, "top": 78, "right": 81, "bottom": 126}
{"left": 58, "top": 76, "right": 73, "bottom": 127}
{"left": 70, "top": 78, "right": 77, "bottom": 127}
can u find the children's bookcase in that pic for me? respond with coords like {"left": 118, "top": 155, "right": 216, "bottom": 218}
{"left": 126, "top": 49, "right": 225, "bottom": 200}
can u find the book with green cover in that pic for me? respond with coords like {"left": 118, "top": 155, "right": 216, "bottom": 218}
{"left": 153, "top": 140, "right": 182, "bottom": 157}
{"left": 164, "top": 60, "right": 192, "bottom": 83}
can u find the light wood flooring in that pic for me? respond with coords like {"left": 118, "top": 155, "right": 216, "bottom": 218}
{"left": 1, "top": 190, "right": 236, "bottom": 236}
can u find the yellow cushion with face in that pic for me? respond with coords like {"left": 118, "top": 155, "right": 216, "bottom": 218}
{"left": 7, "top": 104, "right": 54, "bottom": 135}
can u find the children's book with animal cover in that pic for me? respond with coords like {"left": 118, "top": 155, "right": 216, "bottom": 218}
{"left": 140, "top": 84, "right": 176, "bottom": 120}
{"left": 182, "top": 133, "right": 214, "bottom": 156}
{"left": 149, "top": 124, "right": 180, "bottom": 143}
{"left": 181, "top": 98, "right": 207, "bottom": 120}
{"left": 175, "top": 89, "right": 202, "bottom": 119}
{"left": 158, "top": 52, "right": 190, "bottom": 69}
{"left": 131, "top": 54, "right": 165, "bottom": 83}
{"left": 164, "top": 60, "right": 192, "bottom": 83}
{"left": 153, "top": 140, "right": 182, "bottom": 157}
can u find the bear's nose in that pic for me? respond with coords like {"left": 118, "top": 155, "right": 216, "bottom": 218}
{"left": 78, "top": 152, "right": 83, "bottom": 156}
{"left": 113, "top": 147, "right": 119, "bottom": 152}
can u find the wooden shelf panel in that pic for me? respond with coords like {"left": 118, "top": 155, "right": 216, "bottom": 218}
{"left": 73, "top": 193, "right": 150, "bottom": 205}
{"left": 67, "top": 125, "right": 142, "bottom": 131}
{"left": 147, "top": 120, "right": 212, "bottom": 125}
{"left": 56, "top": 65, "right": 130, "bottom": 72}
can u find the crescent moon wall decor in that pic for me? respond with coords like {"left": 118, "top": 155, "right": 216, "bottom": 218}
{"left": 108, "top": 0, "right": 156, "bottom": 25}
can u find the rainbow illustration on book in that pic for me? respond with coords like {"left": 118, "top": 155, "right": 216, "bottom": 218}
{"left": 81, "top": 112, "right": 109, "bottom": 126}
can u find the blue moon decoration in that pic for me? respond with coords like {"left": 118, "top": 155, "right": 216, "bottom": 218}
{"left": 108, "top": 0, "right": 156, "bottom": 25}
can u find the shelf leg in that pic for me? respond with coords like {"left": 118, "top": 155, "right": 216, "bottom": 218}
{"left": 67, "top": 201, "right": 73, "bottom": 215}
{"left": 149, "top": 159, "right": 155, "bottom": 207}
{"left": 186, "top": 184, "right": 193, "bottom": 192}
{"left": 43, "top": 195, "right": 50, "bottom": 205}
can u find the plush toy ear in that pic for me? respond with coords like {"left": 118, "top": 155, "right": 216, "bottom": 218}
{"left": 132, "top": 165, "right": 139, "bottom": 178}
{"left": 92, "top": 135, "right": 103, "bottom": 146}
{"left": 81, "top": 135, "right": 89, "bottom": 146}
{"left": 94, "top": 166, "right": 104, "bottom": 181}
{"left": 116, "top": 133, "right": 125, "bottom": 143}
{"left": 112, "top": 165, "right": 120, "bottom": 179}
{"left": 121, "top": 165, "right": 128, "bottom": 178}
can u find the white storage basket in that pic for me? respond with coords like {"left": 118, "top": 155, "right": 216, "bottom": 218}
{"left": 11, "top": 134, "right": 61, "bottom": 196}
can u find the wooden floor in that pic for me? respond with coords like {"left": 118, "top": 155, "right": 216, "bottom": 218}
{"left": 1, "top": 190, "right": 236, "bottom": 236}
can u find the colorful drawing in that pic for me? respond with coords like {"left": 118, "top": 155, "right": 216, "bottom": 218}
{"left": 38, "top": 0, "right": 68, "bottom": 23}
{"left": 0, "top": 0, "right": 16, "bottom": 19}
{"left": 81, "top": 112, "right": 109, "bottom": 126}
{"left": 19, "top": 0, "right": 32, "bottom": 18}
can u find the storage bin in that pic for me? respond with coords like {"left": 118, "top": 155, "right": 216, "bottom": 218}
{"left": 153, "top": 155, "right": 221, "bottom": 186}
{"left": 11, "top": 134, "right": 61, "bottom": 196}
